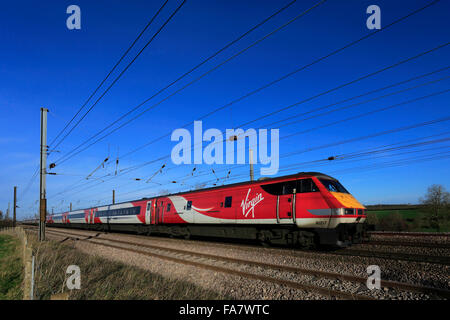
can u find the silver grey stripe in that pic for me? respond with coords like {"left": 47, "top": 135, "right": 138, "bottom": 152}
{"left": 308, "top": 209, "right": 340, "bottom": 216}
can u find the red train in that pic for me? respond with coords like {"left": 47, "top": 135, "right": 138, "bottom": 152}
{"left": 47, "top": 172, "right": 367, "bottom": 247}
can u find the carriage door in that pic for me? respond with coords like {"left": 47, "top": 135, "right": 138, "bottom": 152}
{"left": 89, "top": 208, "right": 94, "bottom": 224}
{"left": 154, "top": 201, "right": 164, "bottom": 224}
{"left": 277, "top": 181, "right": 296, "bottom": 223}
{"left": 159, "top": 201, "right": 164, "bottom": 224}
{"left": 145, "top": 201, "right": 152, "bottom": 224}
{"left": 154, "top": 202, "right": 159, "bottom": 225}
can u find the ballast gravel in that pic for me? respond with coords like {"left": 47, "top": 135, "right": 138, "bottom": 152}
{"left": 42, "top": 228, "right": 449, "bottom": 300}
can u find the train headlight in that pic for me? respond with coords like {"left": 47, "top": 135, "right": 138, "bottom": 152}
{"left": 344, "top": 208, "right": 355, "bottom": 215}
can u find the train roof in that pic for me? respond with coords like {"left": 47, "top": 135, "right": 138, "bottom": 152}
{"left": 56, "top": 172, "right": 337, "bottom": 214}
{"left": 159, "top": 171, "right": 337, "bottom": 197}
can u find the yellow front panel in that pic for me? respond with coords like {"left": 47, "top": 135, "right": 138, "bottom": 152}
{"left": 331, "top": 192, "right": 365, "bottom": 209}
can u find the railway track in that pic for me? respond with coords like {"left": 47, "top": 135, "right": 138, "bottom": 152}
{"left": 26, "top": 226, "right": 450, "bottom": 300}
{"left": 368, "top": 231, "right": 450, "bottom": 238}
{"left": 362, "top": 240, "right": 450, "bottom": 249}
{"left": 23, "top": 225, "right": 450, "bottom": 265}
{"left": 331, "top": 248, "right": 450, "bottom": 266}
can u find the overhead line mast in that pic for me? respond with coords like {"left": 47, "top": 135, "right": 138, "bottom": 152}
{"left": 39, "top": 108, "right": 48, "bottom": 241}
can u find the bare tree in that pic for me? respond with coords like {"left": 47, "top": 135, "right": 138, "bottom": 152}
{"left": 0, "top": 210, "right": 3, "bottom": 220}
{"left": 420, "top": 184, "right": 450, "bottom": 231}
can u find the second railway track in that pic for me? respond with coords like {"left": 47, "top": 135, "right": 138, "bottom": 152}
{"left": 26, "top": 226, "right": 450, "bottom": 300}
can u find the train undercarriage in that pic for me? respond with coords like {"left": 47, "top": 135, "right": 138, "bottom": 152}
{"left": 48, "top": 222, "right": 366, "bottom": 248}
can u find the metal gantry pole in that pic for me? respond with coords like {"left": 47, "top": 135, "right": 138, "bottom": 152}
{"left": 39, "top": 108, "right": 48, "bottom": 241}
{"left": 13, "top": 186, "right": 17, "bottom": 227}
{"left": 112, "top": 190, "right": 115, "bottom": 204}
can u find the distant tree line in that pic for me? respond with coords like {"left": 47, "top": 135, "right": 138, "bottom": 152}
{"left": 366, "top": 184, "right": 450, "bottom": 232}
{"left": 0, "top": 209, "right": 14, "bottom": 228}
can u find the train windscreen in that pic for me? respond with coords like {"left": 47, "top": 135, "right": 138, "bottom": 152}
{"left": 318, "top": 178, "right": 349, "bottom": 193}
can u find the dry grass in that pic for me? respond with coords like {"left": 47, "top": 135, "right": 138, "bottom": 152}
{"left": 0, "top": 234, "right": 23, "bottom": 300}
{"left": 28, "top": 233, "right": 228, "bottom": 300}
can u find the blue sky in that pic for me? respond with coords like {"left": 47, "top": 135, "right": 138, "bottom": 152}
{"left": 0, "top": 0, "right": 449, "bottom": 219}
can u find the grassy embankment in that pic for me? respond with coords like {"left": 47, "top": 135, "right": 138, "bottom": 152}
{"left": 0, "top": 234, "right": 23, "bottom": 299}
{"left": 366, "top": 205, "right": 450, "bottom": 232}
{"left": 29, "top": 234, "right": 228, "bottom": 300}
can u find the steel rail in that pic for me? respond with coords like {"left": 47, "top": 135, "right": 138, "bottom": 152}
{"left": 363, "top": 240, "right": 450, "bottom": 249}
{"left": 331, "top": 248, "right": 450, "bottom": 266}
{"left": 368, "top": 231, "right": 450, "bottom": 238}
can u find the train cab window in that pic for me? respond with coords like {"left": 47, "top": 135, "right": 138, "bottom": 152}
{"left": 299, "top": 179, "right": 319, "bottom": 193}
{"left": 224, "top": 196, "right": 232, "bottom": 208}
{"left": 166, "top": 203, "right": 171, "bottom": 212}
{"left": 186, "top": 201, "right": 192, "bottom": 210}
{"left": 318, "top": 178, "right": 349, "bottom": 193}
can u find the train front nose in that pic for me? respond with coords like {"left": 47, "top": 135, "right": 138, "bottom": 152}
{"left": 315, "top": 208, "right": 367, "bottom": 247}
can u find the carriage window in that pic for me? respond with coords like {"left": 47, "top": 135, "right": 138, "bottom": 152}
{"left": 282, "top": 181, "right": 297, "bottom": 194}
{"left": 261, "top": 182, "right": 283, "bottom": 195}
{"left": 166, "top": 203, "right": 171, "bottom": 212}
{"left": 224, "top": 196, "right": 232, "bottom": 208}
{"left": 186, "top": 201, "right": 192, "bottom": 210}
{"left": 299, "top": 179, "right": 319, "bottom": 193}
{"left": 261, "top": 181, "right": 298, "bottom": 195}
{"left": 318, "top": 178, "right": 349, "bottom": 193}
{"left": 146, "top": 202, "right": 152, "bottom": 211}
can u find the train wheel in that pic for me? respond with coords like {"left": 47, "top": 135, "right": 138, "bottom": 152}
{"left": 257, "top": 230, "right": 272, "bottom": 247}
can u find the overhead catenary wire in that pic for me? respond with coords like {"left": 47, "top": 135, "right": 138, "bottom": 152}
{"left": 44, "top": 61, "right": 450, "bottom": 203}
{"left": 18, "top": 165, "right": 40, "bottom": 201}
{"left": 51, "top": 0, "right": 328, "bottom": 166}
{"left": 279, "top": 139, "right": 450, "bottom": 172}
{"left": 76, "top": 55, "right": 450, "bottom": 180}
{"left": 261, "top": 66, "right": 450, "bottom": 128}
{"left": 57, "top": 12, "right": 448, "bottom": 170}
{"left": 106, "top": 1, "right": 446, "bottom": 162}
{"left": 327, "top": 150, "right": 450, "bottom": 176}
{"left": 77, "top": 144, "right": 450, "bottom": 208}
{"left": 279, "top": 88, "right": 450, "bottom": 142}
{"left": 277, "top": 87, "right": 450, "bottom": 142}
{"left": 47, "top": 74, "right": 450, "bottom": 203}
{"left": 281, "top": 116, "right": 450, "bottom": 158}
{"left": 51, "top": 115, "right": 450, "bottom": 207}
{"left": 47, "top": 0, "right": 170, "bottom": 151}
{"left": 110, "top": 65, "right": 450, "bottom": 178}
{"left": 199, "top": 147, "right": 450, "bottom": 189}
{"left": 50, "top": 0, "right": 187, "bottom": 154}
{"left": 49, "top": 0, "right": 299, "bottom": 157}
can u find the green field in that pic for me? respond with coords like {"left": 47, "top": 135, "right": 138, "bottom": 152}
{"left": 368, "top": 209, "right": 423, "bottom": 219}
{"left": 367, "top": 208, "right": 450, "bottom": 232}
{"left": 0, "top": 234, "right": 23, "bottom": 299}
